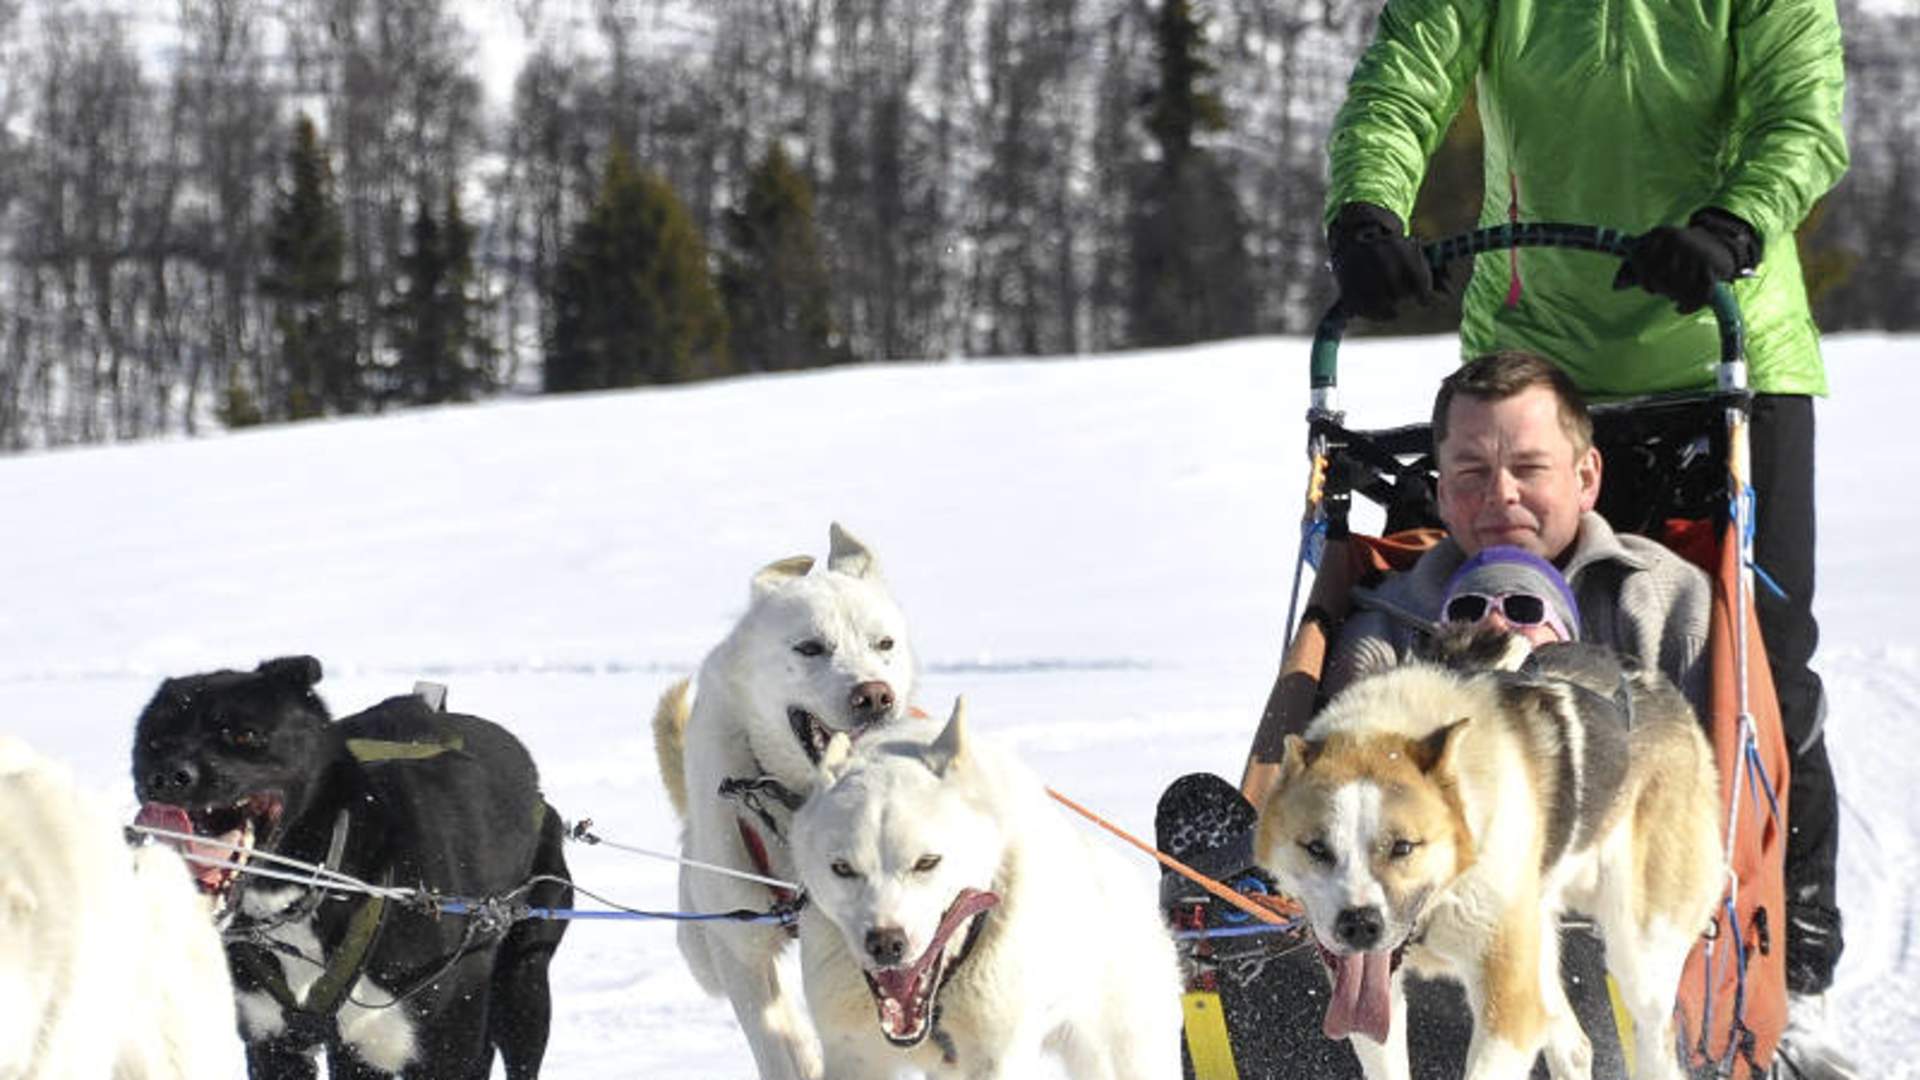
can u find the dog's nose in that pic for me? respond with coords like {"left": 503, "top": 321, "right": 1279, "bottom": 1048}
{"left": 849, "top": 681, "right": 896, "bottom": 723}
{"left": 141, "top": 759, "right": 200, "bottom": 801}
{"left": 865, "top": 926, "right": 908, "bottom": 966}
{"left": 1335, "top": 906, "right": 1385, "bottom": 951}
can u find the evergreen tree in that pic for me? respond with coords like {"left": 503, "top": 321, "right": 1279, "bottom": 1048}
{"left": 720, "top": 144, "right": 846, "bottom": 372}
{"left": 261, "top": 114, "right": 357, "bottom": 419}
{"left": 388, "top": 189, "right": 494, "bottom": 405}
{"left": 1129, "top": 0, "right": 1254, "bottom": 349}
{"left": 545, "top": 147, "right": 731, "bottom": 392}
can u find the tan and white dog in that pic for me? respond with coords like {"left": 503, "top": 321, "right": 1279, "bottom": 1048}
{"left": 653, "top": 523, "right": 919, "bottom": 1080}
{"left": 1254, "top": 653, "right": 1722, "bottom": 1080}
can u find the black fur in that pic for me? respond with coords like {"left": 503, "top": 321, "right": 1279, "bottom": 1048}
{"left": 131, "top": 656, "right": 570, "bottom": 1080}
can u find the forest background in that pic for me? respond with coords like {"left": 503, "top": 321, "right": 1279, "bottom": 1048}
{"left": 0, "top": 0, "right": 1911, "bottom": 450}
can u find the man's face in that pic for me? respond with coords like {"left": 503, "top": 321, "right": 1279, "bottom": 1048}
{"left": 1435, "top": 386, "right": 1600, "bottom": 561}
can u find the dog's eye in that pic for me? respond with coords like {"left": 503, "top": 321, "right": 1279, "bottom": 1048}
{"left": 1301, "top": 839, "right": 1334, "bottom": 865}
{"left": 793, "top": 640, "right": 828, "bottom": 658}
{"left": 875, "top": 636, "right": 895, "bottom": 652}
{"left": 912, "top": 854, "right": 941, "bottom": 873}
{"left": 222, "top": 726, "right": 267, "bottom": 750}
{"left": 830, "top": 859, "right": 857, "bottom": 879}
{"left": 1389, "top": 839, "right": 1421, "bottom": 860}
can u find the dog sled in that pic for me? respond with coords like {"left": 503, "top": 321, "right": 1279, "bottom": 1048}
{"left": 1168, "top": 224, "right": 1793, "bottom": 1080}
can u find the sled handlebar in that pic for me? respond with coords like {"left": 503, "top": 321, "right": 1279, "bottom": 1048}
{"left": 1309, "top": 222, "right": 1745, "bottom": 394}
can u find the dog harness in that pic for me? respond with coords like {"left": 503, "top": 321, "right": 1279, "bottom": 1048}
{"left": 227, "top": 729, "right": 528, "bottom": 1046}
{"left": 227, "top": 810, "right": 394, "bottom": 1048}
{"left": 722, "top": 773, "right": 806, "bottom": 933}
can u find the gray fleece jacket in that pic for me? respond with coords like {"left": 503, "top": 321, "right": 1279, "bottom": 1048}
{"left": 1323, "top": 512, "right": 1713, "bottom": 713}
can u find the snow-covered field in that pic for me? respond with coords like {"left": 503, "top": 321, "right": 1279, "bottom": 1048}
{"left": 4, "top": 333, "right": 1914, "bottom": 1077}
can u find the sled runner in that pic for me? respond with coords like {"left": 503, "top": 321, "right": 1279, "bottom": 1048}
{"left": 1168, "top": 224, "right": 1792, "bottom": 1080}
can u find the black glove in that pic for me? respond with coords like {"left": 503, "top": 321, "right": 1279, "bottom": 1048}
{"left": 1328, "top": 202, "right": 1434, "bottom": 322}
{"left": 1612, "top": 208, "right": 1762, "bottom": 315}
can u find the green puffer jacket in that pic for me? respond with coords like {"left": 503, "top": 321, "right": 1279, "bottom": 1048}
{"left": 1325, "top": 0, "right": 1848, "bottom": 397}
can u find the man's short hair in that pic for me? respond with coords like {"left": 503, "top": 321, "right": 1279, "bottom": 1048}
{"left": 1431, "top": 350, "right": 1595, "bottom": 456}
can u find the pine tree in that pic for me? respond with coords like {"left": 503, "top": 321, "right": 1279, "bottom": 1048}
{"left": 1129, "top": 0, "right": 1254, "bottom": 349}
{"left": 720, "top": 144, "right": 846, "bottom": 372}
{"left": 545, "top": 148, "right": 731, "bottom": 392}
{"left": 261, "top": 114, "right": 357, "bottom": 420}
{"left": 388, "top": 189, "right": 495, "bottom": 405}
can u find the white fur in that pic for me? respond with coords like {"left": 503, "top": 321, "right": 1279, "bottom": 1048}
{"left": 0, "top": 735, "right": 242, "bottom": 1080}
{"left": 662, "top": 524, "right": 919, "bottom": 1080}
{"left": 790, "top": 701, "right": 1183, "bottom": 1079}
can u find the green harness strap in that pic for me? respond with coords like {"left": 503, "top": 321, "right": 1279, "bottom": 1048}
{"left": 345, "top": 734, "right": 463, "bottom": 762}
{"left": 303, "top": 888, "right": 391, "bottom": 1015}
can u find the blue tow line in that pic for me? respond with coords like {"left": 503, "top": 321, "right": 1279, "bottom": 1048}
{"left": 435, "top": 898, "right": 794, "bottom": 926}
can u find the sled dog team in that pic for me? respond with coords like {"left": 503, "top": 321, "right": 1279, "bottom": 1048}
{"left": 0, "top": 522, "right": 1721, "bottom": 1080}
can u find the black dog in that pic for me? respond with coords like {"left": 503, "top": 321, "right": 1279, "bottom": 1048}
{"left": 131, "top": 655, "right": 571, "bottom": 1079}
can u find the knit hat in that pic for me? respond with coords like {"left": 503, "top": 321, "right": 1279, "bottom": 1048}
{"left": 1439, "top": 546, "right": 1581, "bottom": 642}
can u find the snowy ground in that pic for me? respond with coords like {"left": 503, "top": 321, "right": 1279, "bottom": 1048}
{"left": 3, "top": 332, "right": 1915, "bottom": 1077}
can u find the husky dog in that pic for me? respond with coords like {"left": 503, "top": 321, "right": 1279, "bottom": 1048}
{"left": 652, "top": 523, "right": 918, "bottom": 1079}
{"left": 1, "top": 736, "right": 241, "bottom": 1079}
{"left": 1254, "top": 654, "right": 1722, "bottom": 1080}
{"left": 789, "top": 700, "right": 1182, "bottom": 1079}
{"left": 130, "top": 657, "right": 571, "bottom": 1079}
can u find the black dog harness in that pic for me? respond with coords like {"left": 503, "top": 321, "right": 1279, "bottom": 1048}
{"left": 228, "top": 731, "right": 501, "bottom": 1046}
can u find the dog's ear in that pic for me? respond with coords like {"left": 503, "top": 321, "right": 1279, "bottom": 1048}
{"left": 924, "top": 696, "right": 969, "bottom": 777}
{"left": 1275, "top": 734, "right": 1319, "bottom": 789}
{"left": 1411, "top": 718, "right": 1471, "bottom": 776}
{"left": 752, "top": 555, "right": 815, "bottom": 598}
{"left": 256, "top": 655, "right": 322, "bottom": 689}
{"left": 826, "top": 522, "right": 879, "bottom": 579}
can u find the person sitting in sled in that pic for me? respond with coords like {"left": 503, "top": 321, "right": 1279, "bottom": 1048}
{"left": 1315, "top": 350, "right": 1711, "bottom": 708}
{"left": 1437, "top": 544, "right": 1582, "bottom": 648}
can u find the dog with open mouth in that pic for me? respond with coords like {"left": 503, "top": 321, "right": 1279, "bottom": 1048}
{"left": 651, "top": 523, "right": 918, "bottom": 1080}
{"left": 789, "top": 699, "right": 1182, "bottom": 1079}
{"left": 1253, "top": 653, "right": 1723, "bottom": 1080}
{"left": 130, "top": 655, "right": 572, "bottom": 1079}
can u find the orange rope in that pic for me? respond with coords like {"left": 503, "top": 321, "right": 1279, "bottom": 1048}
{"left": 1045, "top": 787, "right": 1298, "bottom": 927}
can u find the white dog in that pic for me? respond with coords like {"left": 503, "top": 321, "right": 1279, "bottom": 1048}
{"left": 790, "top": 700, "right": 1182, "bottom": 1079}
{"left": 0, "top": 736, "right": 241, "bottom": 1079}
{"left": 653, "top": 523, "right": 918, "bottom": 1079}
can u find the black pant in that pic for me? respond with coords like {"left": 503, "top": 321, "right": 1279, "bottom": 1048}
{"left": 1231, "top": 929, "right": 1626, "bottom": 1078}
{"left": 1750, "top": 394, "right": 1843, "bottom": 993}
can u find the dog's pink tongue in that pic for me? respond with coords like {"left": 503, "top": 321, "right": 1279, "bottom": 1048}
{"left": 135, "top": 803, "right": 230, "bottom": 892}
{"left": 1323, "top": 949, "right": 1394, "bottom": 1045}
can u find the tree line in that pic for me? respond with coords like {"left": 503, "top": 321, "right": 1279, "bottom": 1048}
{"left": 0, "top": 0, "right": 1911, "bottom": 450}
